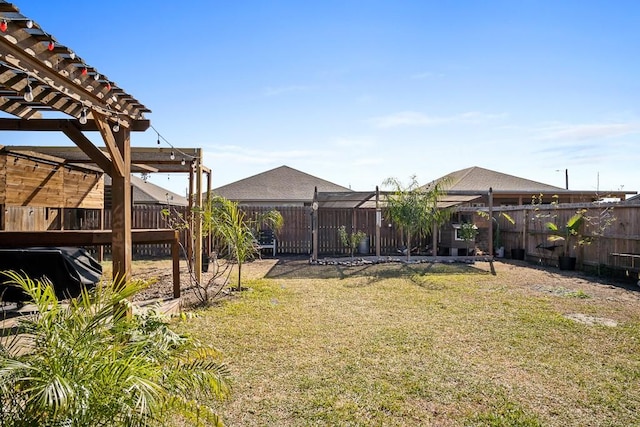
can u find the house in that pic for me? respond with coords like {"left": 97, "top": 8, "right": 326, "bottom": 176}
{"left": 423, "top": 166, "right": 632, "bottom": 256}
{"left": 211, "top": 165, "right": 351, "bottom": 207}
{"left": 427, "top": 166, "right": 631, "bottom": 206}
{"left": 104, "top": 175, "right": 188, "bottom": 207}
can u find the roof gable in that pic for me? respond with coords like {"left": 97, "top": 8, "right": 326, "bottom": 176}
{"left": 428, "top": 166, "right": 564, "bottom": 192}
{"left": 105, "top": 175, "right": 188, "bottom": 206}
{"left": 213, "top": 165, "right": 351, "bottom": 202}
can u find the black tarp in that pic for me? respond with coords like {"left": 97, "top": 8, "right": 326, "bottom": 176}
{"left": 0, "top": 247, "right": 102, "bottom": 302}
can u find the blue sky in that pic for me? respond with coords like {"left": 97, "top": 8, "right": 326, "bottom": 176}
{"left": 8, "top": 1, "right": 639, "bottom": 197}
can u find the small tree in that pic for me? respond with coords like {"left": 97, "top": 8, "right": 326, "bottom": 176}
{"left": 337, "top": 225, "right": 366, "bottom": 259}
{"left": 204, "top": 196, "right": 282, "bottom": 291}
{"left": 458, "top": 222, "right": 479, "bottom": 256}
{"left": 383, "top": 175, "right": 452, "bottom": 260}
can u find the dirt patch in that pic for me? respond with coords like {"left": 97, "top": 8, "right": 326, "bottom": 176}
{"left": 112, "top": 256, "right": 640, "bottom": 309}
{"left": 564, "top": 313, "right": 618, "bottom": 327}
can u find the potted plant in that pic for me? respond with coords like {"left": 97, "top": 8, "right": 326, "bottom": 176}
{"left": 544, "top": 209, "right": 587, "bottom": 270}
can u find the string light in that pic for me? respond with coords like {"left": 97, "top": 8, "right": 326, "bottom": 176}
{"left": 94, "top": 72, "right": 100, "bottom": 81}
{"left": 112, "top": 119, "right": 120, "bottom": 133}
{"left": 81, "top": 66, "right": 87, "bottom": 76}
{"left": 1, "top": 20, "right": 7, "bottom": 32}
{"left": 47, "top": 40, "right": 54, "bottom": 51}
{"left": 23, "top": 80, "right": 34, "bottom": 102}
{"left": 79, "top": 107, "right": 88, "bottom": 124}
{"left": 25, "top": 20, "right": 33, "bottom": 29}
{"left": 150, "top": 124, "right": 199, "bottom": 165}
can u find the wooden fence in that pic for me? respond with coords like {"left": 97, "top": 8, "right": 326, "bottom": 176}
{"left": 464, "top": 203, "right": 640, "bottom": 276}
{"left": 102, "top": 205, "right": 188, "bottom": 257}
{"left": 86, "top": 202, "right": 640, "bottom": 278}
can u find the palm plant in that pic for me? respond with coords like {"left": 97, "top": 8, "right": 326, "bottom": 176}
{"left": 203, "top": 195, "right": 282, "bottom": 291}
{"left": 383, "top": 175, "right": 452, "bottom": 260}
{"left": 0, "top": 271, "right": 230, "bottom": 427}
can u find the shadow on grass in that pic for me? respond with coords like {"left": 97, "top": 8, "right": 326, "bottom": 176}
{"left": 266, "top": 257, "right": 493, "bottom": 281}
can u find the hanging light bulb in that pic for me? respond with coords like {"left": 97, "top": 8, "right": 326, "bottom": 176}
{"left": 81, "top": 67, "right": 88, "bottom": 76}
{"left": 105, "top": 82, "right": 111, "bottom": 91}
{"left": 112, "top": 120, "right": 120, "bottom": 133}
{"left": 181, "top": 158, "right": 186, "bottom": 166}
{"left": 94, "top": 72, "right": 100, "bottom": 81}
{"left": 48, "top": 40, "right": 54, "bottom": 51}
{"left": 170, "top": 151, "right": 175, "bottom": 160}
{"left": 156, "top": 133, "right": 161, "bottom": 145}
{"left": 23, "top": 82, "right": 34, "bottom": 102}
{"left": 0, "top": 20, "right": 7, "bottom": 32}
{"left": 25, "top": 20, "right": 33, "bottom": 29}
{"left": 79, "top": 107, "right": 88, "bottom": 125}
{"left": 69, "top": 51, "right": 76, "bottom": 60}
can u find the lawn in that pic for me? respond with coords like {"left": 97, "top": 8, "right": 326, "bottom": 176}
{"left": 177, "top": 259, "right": 640, "bottom": 426}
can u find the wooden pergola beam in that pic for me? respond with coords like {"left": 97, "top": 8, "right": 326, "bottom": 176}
{"left": 61, "top": 122, "right": 113, "bottom": 175}
{"left": 0, "top": 118, "right": 150, "bottom": 132}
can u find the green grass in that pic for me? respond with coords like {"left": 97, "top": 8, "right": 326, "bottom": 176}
{"left": 176, "top": 261, "right": 640, "bottom": 426}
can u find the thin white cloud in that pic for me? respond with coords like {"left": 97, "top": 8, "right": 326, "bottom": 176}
{"left": 410, "top": 71, "right": 444, "bottom": 80}
{"left": 369, "top": 111, "right": 506, "bottom": 129}
{"left": 536, "top": 122, "right": 640, "bottom": 141}
{"left": 205, "top": 144, "right": 320, "bottom": 164}
{"left": 262, "top": 85, "right": 310, "bottom": 97}
{"left": 330, "top": 136, "right": 374, "bottom": 149}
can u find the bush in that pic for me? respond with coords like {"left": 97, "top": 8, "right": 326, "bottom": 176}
{"left": 0, "top": 271, "right": 230, "bottom": 427}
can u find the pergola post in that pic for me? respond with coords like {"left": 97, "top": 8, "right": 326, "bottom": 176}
{"left": 194, "top": 149, "right": 203, "bottom": 284}
{"left": 110, "top": 127, "right": 132, "bottom": 281}
{"left": 312, "top": 186, "right": 318, "bottom": 262}
{"left": 488, "top": 187, "right": 496, "bottom": 274}
{"left": 375, "top": 186, "right": 381, "bottom": 257}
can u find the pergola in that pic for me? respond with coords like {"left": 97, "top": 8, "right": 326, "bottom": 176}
{"left": 0, "top": 2, "right": 205, "bottom": 288}
{"left": 311, "top": 187, "right": 491, "bottom": 261}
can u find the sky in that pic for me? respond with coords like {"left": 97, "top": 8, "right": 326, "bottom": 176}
{"left": 5, "top": 1, "right": 639, "bottom": 197}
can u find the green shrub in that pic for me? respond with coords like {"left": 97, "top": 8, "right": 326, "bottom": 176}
{"left": 0, "top": 271, "right": 230, "bottom": 427}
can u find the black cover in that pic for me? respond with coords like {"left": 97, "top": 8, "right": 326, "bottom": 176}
{"left": 0, "top": 247, "right": 102, "bottom": 302}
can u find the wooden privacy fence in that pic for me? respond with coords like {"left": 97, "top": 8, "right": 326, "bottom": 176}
{"left": 470, "top": 203, "right": 640, "bottom": 275}
{"left": 102, "top": 205, "right": 189, "bottom": 257}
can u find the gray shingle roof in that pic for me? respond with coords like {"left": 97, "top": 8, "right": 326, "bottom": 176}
{"left": 105, "top": 175, "right": 188, "bottom": 206}
{"left": 428, "top": 166, "right": 564, "bottom": 192}
{"left": 212, "top": 165, "right": 352, "bottom": 202}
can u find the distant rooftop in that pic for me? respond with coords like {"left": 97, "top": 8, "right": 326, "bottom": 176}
{"left": 213, "top": 165, "right": 351, "bottom": 203}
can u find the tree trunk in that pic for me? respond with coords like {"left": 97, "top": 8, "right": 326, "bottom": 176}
{"left": 406, "top": 231, "right": 411, "bottom": 261}
{"left": 236, "top": 262, "right": 242, "bottom": 291}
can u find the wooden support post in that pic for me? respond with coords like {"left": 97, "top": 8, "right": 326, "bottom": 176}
{"left": 187, "top": 166, "right": 194, "bottom": 269}
{"left": 488, "top": 187, "right": 496, "bottom": 275}
{"left": 172, "top": 236, "right": 181, "bottom": 298}
{"left": 375, "top": 186, "right": 381, "bottom": 257}
{"left": 194, "top": 149, "right": 203, "bottom": 285}
{"left": 312, "top": 186, "right": 318, "bottom": 261}
{"left": 488, "top": 187, "right": 494, "bottom": 258}
{"left": 107, "top": 125, "right": 131, "bottom": 282}
{"left": 206, "top": 169, "right": 212, "bottom": 256}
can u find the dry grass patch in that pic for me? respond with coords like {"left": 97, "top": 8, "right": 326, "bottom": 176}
{"left": 172, "top": 260, "right": 640, "bottom": 426}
